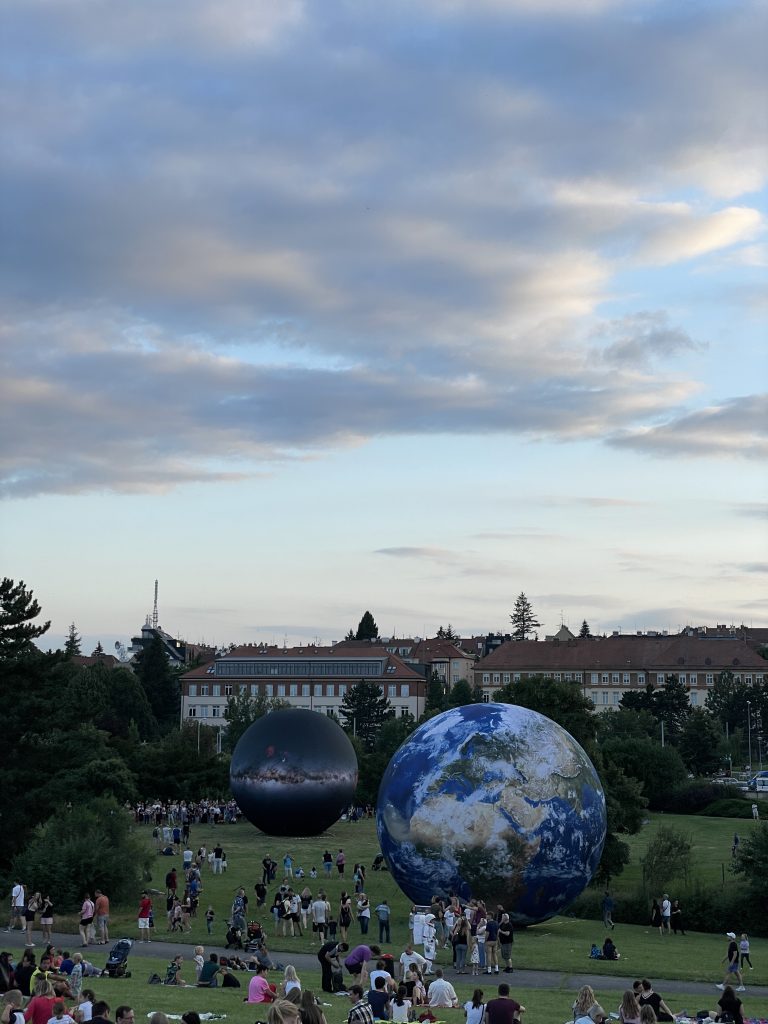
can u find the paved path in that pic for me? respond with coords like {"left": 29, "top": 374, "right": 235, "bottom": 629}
{"left": 4, "top": 928, "right": 767, "bottom": 1003}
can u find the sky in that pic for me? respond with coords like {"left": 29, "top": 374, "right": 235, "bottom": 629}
{"left": 1, "top": 0, "right": 766, "bottom": 655}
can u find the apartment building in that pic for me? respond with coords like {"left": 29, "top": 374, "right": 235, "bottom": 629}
{"left": 180, "top": 643, "right": 426, "bottom": 725}
{"left": 474, "top": 634, "right": 767, "bottom": 708}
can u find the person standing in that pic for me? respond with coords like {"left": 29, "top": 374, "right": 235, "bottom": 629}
{"left": 739, "top": 934, "right": 753, "bottom": 971}
{"left": 751, "top": 803, "right": 759, "bottom": 820}
{"left": 94, "top": 891, "right": 110, "bottom": 945}
{"left": 8, "top": 881, "right": 26, "bottom": 932}
{"left": 375, "top": 900, "right": 391, "bottom": 944}
{"left": 79, "top": 894, "right": 95, "bottom": 948}
{"left": 212, "top": 844, "right": 224, "bottom": 875}
{"left": 650, "top": 900, "right": 662, "bottom": 935}
{"left": 317, "top": 940, "right": 348, "bottom": 993}
{"left": 497, "top": 914, "right": 514, "bottom": 973}
{"left": 137, "top": 891, "right": 152, "bottom": 942}
{"left": 670, "top": 900, "right": 685, "bottom": 936}
{"left": 24, "top": 892, "right": 42, "bottom": 947}
{"left": 717, "top": 932, "right": 745, "bottom": 992}
{"left": 485, "top": 915, "right": 499, "bottom": 974}
{"left": 660, "top": 895, "right": 671, "bottom": 935}
{"left": 336, "top": 850, "right": 346, "bottom": 877}
{"left": 39, "top": 897, "right": 54, "bottom": 945}
{"left": 601, "top": 892, "right": 615, "bottom": 930}
{"left": 356, "top": 896, "right": 371, "bottom": 936}
{"left": 323, "top": 851, "right": 333, "bottom": 878}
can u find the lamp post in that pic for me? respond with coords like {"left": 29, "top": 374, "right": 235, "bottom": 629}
{"left": 747, "top": 700, "right": 752, "bottom": 770}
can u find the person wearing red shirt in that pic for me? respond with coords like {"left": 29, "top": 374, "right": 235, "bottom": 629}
{"left": 23, "top": 981, "right": 57, "bottom": 1024}
{"left": 137, "top": 892, "right": 152, "bottom": 943}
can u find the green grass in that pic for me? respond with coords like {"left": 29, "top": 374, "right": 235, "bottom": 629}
{"left": 49, "top": 816, "right": 766, "bottom": 987}
{"left": 67, "top": 958, "right": 768, "bottom": 1024}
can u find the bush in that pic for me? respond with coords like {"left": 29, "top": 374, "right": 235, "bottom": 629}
{"left": 10, "top": 798, "right": 151, "bottom": 909}
{"left": 656, "top": 781, "right": 745, "bottom": 814}
{"left": 697, "top": 799, "right": 754, "bottom": 818}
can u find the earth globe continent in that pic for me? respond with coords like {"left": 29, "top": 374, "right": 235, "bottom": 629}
{"left": 376, "top": 702, "right": 606, "bottom": 925}
{"left": 230, "top": 708, "right": 358, "bottom": 837}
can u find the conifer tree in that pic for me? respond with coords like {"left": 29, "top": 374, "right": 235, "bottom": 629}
{"left": 0, "top": 578, "right": 50, "bottom": 659}
{"left": 64, "top": 622, "right": 82, "bottom": 657}
{"left": 510, "top": 592, "right": 541, "bottom": 641}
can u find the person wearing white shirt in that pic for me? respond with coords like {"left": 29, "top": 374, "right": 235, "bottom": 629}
{"left": 427, "top": 970, "right": 458, "bottom": 1009}
{"left": 423, "top": 916, "right": 437, "bottom": 975}
{"left": 8, "top": 881, "right": 25, "bottom": 932}
{"left": 399, "top": 946, "right": 427, "bottom": 980}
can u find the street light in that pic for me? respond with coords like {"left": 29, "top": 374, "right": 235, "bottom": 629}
{"left": 747, "top": 700, "right": 752, "bottom": 770}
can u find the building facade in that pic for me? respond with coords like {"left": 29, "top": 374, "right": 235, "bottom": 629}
{"left": 180, "top": 643, "right": 426, "bottom": 726}
{"left": 474, "top": 634, "right": 767, "bottom": 708}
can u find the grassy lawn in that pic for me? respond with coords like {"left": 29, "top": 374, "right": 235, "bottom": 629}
{"left": 48, "top": 815, "right": 765, "bottom": 987}
{"left": 62, "top": 957, "right": 768, "bottom": 1024}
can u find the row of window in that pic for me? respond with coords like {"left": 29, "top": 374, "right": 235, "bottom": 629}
{"left": 188, "top": 704, "right": 414, "bottom": 719}
{"left": 216, "top": 661, "right": 384, "bottom": 677}
{"left": 188, "top": 682, "right": 412, "bottom": 699}
{"left": 591, "top": 691, "right": 702, "bottom": 706}
{"left": 480, "top": 671, "right": 764, "bottom": 686}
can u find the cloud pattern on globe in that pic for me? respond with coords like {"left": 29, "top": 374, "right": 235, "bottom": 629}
{"left": 376, "top": 703, "right": 606, "bottom": 924}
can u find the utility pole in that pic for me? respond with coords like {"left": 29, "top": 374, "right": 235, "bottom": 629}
{"left": 747, "top": 700, "right": 752, "bottom": 769}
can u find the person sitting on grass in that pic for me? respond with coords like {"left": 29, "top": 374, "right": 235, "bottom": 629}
{"left": 247, "top": 963, "right": 277, "bottom": 1004}
{"left": 367, "top": 976, "right": 391, "bottom": 1020}
{"left": 713, "top": 984, "right": 744, "bottom": 1024}
{"left": 602, "top": 938, "right": 620, "bottom": 961}
{"left": 196, "top": 954, "right": 222, "bottom": 988}
{"left": 164, "top": 955, "right": 187, "bottom": 986}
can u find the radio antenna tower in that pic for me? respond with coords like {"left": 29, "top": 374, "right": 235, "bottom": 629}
{"left": 152, "top": 579, "right": 159, "bottom": 629}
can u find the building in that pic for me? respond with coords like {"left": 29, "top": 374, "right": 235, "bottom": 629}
{"left": 474, "top": 633, "right": 767, "bottom": 709}
{"left": 128, "top": 620, "right": 215, "bottom": 667}
{"left": 400, "top": 637, "right": 475, "bottom": 689}
{"left": 180, "top": 643, "right": 426, "bottom": 726}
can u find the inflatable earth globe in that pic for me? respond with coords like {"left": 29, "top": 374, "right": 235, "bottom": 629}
{"left": 230, "top": 708, "right": 358, "bottom": 836}
{"left": 376, "top": 702, "right": 606, "bottom": 924}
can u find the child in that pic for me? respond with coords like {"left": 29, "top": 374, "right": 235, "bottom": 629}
{"left": 740, "top": 934, "right": 753, "bottom": 970}
{"left": 206, "top": 906, "right": 215, "bottom": 935}
{"left": 193, "top": 945, "right": 205, "bottom": 982}
{"left": 470, "top": 938, "right": 481, "bottom": 976}
{"left": 47, "top": 1002, "right": 76, "bottom": 1024}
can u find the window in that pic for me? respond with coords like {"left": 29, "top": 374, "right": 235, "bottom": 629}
{"left": 706, "top": 674, "right": 714, "bottom": 685}
{"left": 601, "top": 692, "right": 609, "bottom": 704}
{"left": 613, "top": 692, "right": 620, "bottom": 704}
{"left": 188, "top": 706, "right": 196, "bottom": 717}
{"left": 564, "top": 673, "right": 572, "bottom": 682}
{"left": 265, "top": 684, "right": 273, "bottom": 696}
{"left": 224, "top": 685, "right": 233, "bottom": 697}
{"left": 503, "top": 673, "right": 510, "bottom": 684}
{"left": 483, "top": 673, "right": 490, "bottom": 684}
{"left": 302, "top": 684, "right": 310, "bottom": 697}
{"left": 623, "top": 673, "right": 630, "bottom": 684}
{"left": 679, "top": 674, "right": 686, "bottom": 684}
{"left": 513, "top": 673, "right": 521, "bottom": 682}
{"left": 574, "top": 673, "right": 582, "bottom": 682}
{"left": 212, "top": 684, "right": 221, "bottom": 697}
{"left": 400, "top": 684, "right": 410, "bottom": 697}
{"left": 493, "top": 673, "right": 500, "bottom": 684}
{"left": 338, "top": 684, "right": 347, "bottom": 697}
{"left": 188, "top": 684, "right": 197, "bottom": 697}
{"left": 689, "top": 674, "right": 697, "bottom": 685}
{"left": 482, "top": 693, "right": 490, "bottom": 702}
{"left": 251, "top": 684, "right": 258, "bottom": 696}
{"left": 657, "top": 673, "right": 665, "bottom": 684}
{"left": 326, "top": 684, "right": 335, "bottom": 696}
{"left": 591, "top": 673, "right": 598, "bottom": 684}
{"left": 611, "top": 673, "right": 619, "bottom": 684}
{"left": 238, "top": 684, "right": 246, "bottom": 695}
{"left": 601, "top": 673, "right": 609, "bottom": 684}
{"left": 289, "top": 684, "right": 298, "bottom": 696}
{"left": 638, "top": 673, "right": 645, "bottom": 684}
{"left": 745, "top": 675, "right": 753, "bottom": 684}
{"left": 314, "top": 684, "right": 323, "bottom": 697}
{"left": 554, "top": 673, "right": 561, "bottom": 682}
{"left": 200, "top": 705, "right": 209, "bottom": 718}
{"left": 277, "top": 684, "right": 286, "bottom": 696}
{"left": 388, "top": 685, "right": 397, "bottom": 698}
{"left": 201, "top": 684, "right": 209, "bottom": 696}
{"left": 690, "top": 692, "right": 697, "bottom": 705}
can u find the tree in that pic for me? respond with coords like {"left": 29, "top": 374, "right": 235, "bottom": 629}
{"left": 134, "top": 635, "right": 180, "bottom": 734}
{"left": 677, "top": 708, "right": 723, "bottom": 776}
{"left": 447, "top": 679, "right": 474, "bottom": 707}
{"left": 64, "top": 623, "right": 82, "bottom": 657}
{"left": 436, "top": 624, "right": 460, "bottom": 643}
{"left": 339, "top": 679, "right": 392, "bottom": 750}
{"left": 0, "top": 577, "right": 50, "bottom": 659}
{"left": 510, "top": 592, "right": 540, "bottom": 641}
{"left": 354, "top": 611, "right": 379, "bottom": 641}
{"left": 497, "top": 675, "right": 598, "bottom": 753}
{"left": 92, "top": 641, "right": 105, "bottom": 657}
{"left": 732, "top": 822, "right": 768, "bottom": 903}
{"left": 654, "top": 675, "right": 691, "bottom": 742}
{"left": 601, "top": 736, "right": 687, "bottom": 808}
{"left": 641, "top": 825, "right": 692, "bottom": 893}
{"left": 425, "top": 671, "right": 447, "bottom": 714}
{"left": 579, "top": 620, "right": 592, "bottom": 638}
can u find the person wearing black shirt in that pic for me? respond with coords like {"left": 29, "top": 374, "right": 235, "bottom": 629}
{"left": 497, "top": 915, "right": 514, "bottom": 972}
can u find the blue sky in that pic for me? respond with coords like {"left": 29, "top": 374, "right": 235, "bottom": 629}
{"left": 1, "top": 0, "right": 766, "bottom": 652}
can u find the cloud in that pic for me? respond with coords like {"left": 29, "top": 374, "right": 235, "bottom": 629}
{"left": 609, "top": 395, "right": 768, "bottom": 459}
{"left": 596, "top": 312, "right": 706, "bottom": 368}
{"left": 636, "top": 206, "right": 762, "bottom": 266}
{"left": 737, "top": 563, "right": 768, "bottom": 575}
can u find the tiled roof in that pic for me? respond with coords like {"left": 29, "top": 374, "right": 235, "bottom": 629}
{"left": 476, "top": 635, "right": 767, "bottom": 672}
{"left": 71, "top": 653, "right": 121, "bottom": 669}
{"left": 180, "top": 648, "right": 424, "bottom": 682}
{"left": 409, "top": 639, "right": 472, "bottom": 661}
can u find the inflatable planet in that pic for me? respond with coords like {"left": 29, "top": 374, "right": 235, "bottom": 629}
{"left": 376, "top": 702, "right": 606, "bottom": 924}
{"left": 230, "top": 708, "right": 358, "bottom": 836}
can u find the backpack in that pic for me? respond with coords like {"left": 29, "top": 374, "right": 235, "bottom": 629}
{"left": 147, "top": 973, "right": 162, "bottom": 985}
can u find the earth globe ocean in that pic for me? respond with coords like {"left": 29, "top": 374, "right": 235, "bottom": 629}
{"left": 230, "top": 708, "right": 358, "bottom": 837}
{"left": 376, "top": 703, "right": 606, "bottom": 924}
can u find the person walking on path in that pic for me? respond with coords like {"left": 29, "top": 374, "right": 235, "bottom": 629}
{"left": 717, "top": 932, "right": 745, "bottom": 992}
{"left": 137, "top": 892, "right": 152, "bottom": 943}
{"left": 660, "top": 896, "right": 671, "bottom": 935}
{"left": 601, "top": 893, "right": 615, "bottom": 931}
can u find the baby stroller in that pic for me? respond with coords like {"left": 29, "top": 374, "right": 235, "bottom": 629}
{"left": 102, "top": 938, "right": 132, "bottom": 978}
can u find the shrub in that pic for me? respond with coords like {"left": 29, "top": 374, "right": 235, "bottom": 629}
{"left": 697, "top": 799, "right": 754, "bottom": 818}
{"left": 656, "top": 781, "right": 745, "bottom": 814}
{"left": 10, "top": 797, "right": 151, "bottom": 908}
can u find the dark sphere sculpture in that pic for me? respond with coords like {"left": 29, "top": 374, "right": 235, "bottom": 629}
{"left": 230, "top": 708, "right": 358, "bottom": 836}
